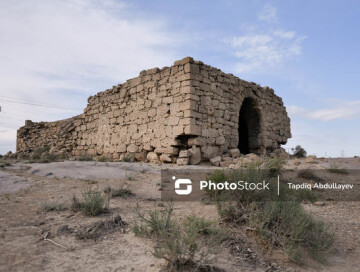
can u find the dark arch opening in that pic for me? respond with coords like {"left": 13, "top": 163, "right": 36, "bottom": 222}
{"left": 238, "top": 97, "right": 261, "bottom": 154}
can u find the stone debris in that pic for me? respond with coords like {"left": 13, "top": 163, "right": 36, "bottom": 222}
{"left": 229, "top": 148, "right": 241, "bottom": 158}
{"left": 159, "top": 154, "right": 172, "bottom": 163}
{"left": 188, "top": 146, "right": 201, "bottom": 165}
{"left": 210, "top": 156, "right": 222, "bottom": 166}
{"left": 176, "top": 157, "right": 189, "bottom": 166}
{"left": 146, "top": 152, "right": 159, "bottom": 164}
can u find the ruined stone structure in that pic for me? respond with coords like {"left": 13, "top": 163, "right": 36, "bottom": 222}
{"left": 16, "top": 57, "right": 291, "bottom": 163}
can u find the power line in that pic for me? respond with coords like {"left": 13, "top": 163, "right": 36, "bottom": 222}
{"left": 0, "top": 98, "right": 81, "bottom": 111}
{"left": 0, "top": 95, "right": 83, "bottom": 109}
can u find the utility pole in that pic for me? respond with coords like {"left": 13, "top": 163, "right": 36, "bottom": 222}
{"left": 341, "top": 150, "right": 345, "bottom": 158}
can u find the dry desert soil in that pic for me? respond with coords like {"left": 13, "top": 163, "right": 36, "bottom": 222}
{"left": 0, "top": 158, "right": 360, "bottom": 272}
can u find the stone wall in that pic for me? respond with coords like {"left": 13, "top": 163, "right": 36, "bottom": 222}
{"left": 184, "top": 60, "right": 291, "bottom": 159}
{"left": 16, "top": 57, "right": 291, "bottom": 162}
{"left": 16, "top": 117, "right": 83, "bottom": 154}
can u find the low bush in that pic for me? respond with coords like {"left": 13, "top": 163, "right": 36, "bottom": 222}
{"left": 0, "top": 162, "right": 11, "bottom": 168}
{"left": 71, "top": 195, "right": 82, "bottom": 212}
{"left": 262, "top": 156, "right": 285, "bottom": 177}
{"left": 81, "top": 188, "right": 109, "bottom": 216}
{"left": 97, "top": 156, "right": 108, "bottom": 162}
{"left": 32, "top": 146, "right": 50, "bottom": 160}
{"left": 291, "top": 145, "right": 307, "bottom": 158}
{"left": 133, "top": 203, "right": 226, "bottom": 271}
{"left": 328, "top": 163, "right": 348, "bottom": 175}
{"left": 249, "top": 201, "right": 334, "bottom": 262}
{"left": 211, "top": 166, "right": 331, "bottom": 263}
{"left": 78, "top": 154, "right": 93, "bottom": 161}
{"left": 297, "top": 169, "right": 323, "bottom": 182}
{"left": 42, "top": 201, "right": 67, "bottom": 212}
{"left": 76, "top": 215, "right": 127, "bottom": 240}
{"left": 104, "top": 186, "right": 133, "bottom": 198}
{"left": 71, "top": 189, "right": 109, "bottom": 216}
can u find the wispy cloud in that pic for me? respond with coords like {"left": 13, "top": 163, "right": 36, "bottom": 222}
{"left": 229, "top": 31, "right": 304, "bottom": 73}
{"left": 227, "top": 4, "right": 304, "bottom": 74}
{"left": 288, "top": 100, "right": 360, "bottom": 121}
{"left": 0, "top": 0, "right": 184, "bottom": 153}
{"left": 257, "top": 4, "right": 278, "bottom": 23}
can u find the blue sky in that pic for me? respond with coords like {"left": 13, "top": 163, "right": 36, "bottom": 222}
{"left": 0, "top": 0, "right": 359, "bottom": 157}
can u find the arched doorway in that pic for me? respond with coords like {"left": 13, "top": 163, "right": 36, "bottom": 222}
{"left": 238, "top": 97, "right": 261, "bottom": 154}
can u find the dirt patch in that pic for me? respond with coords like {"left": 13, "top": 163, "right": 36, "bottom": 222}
{"left": 0, "top": 159, "right": 359, "bottom": 271}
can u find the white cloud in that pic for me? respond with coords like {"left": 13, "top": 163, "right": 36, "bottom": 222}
{"left": 227, "top": 4, "right": 305, "bottom": 74}
{"left": 273, "top": 30, "right": 295, "bottom": 39}
{"left": 229, "top": 31, "right": 304, "bottom": 73}
{"left": 288, "top": 100, "right": 360, "bottom": 121}
{"left": 0, "top": 0, "right": 184, "bottom": 153}
{"left": 257, "top": 4, "right": 277, "bottom": 23}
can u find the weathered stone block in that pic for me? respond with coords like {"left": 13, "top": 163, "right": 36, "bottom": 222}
{"left": 176, "top": 157, "right": 189, "bottom": 166}
{"left": 147, "top": 152, "right": 159, "bottom": 163}
{"left": 188, "top": 146, "right": 201, "bottom": 165}
{"left": 210, "top": 156, "right": 222, "bottom": 166}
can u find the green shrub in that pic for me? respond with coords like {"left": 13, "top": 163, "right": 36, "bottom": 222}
{"left": 97, "top": 156, "right": 107, "bottom": 162}
{"left": 71, "top": 189, "right": 109, "bottom": 216}
{"left": 262, "top": 156, "right": 285, "bottom": 177}
{"left": 78, "top": 154, "right": 93, "bottom": 161}
{"left": 32, "top": 146, "right": 50, "bottom": 160}
{"left": 39, "top": 152, "right": 62, "bottom": 163}
{"left": 328, "top": 163, "right": 348, "bottom": 174}
{"left": 291, "top": 145, "right": 307, "bottom": 158}
{"left": 297, "top": 169, "right": 323, "bottom": 181}
{"left": 71, "top": 195, "right": 82, "bottom": 212}
{"left": 211, "top": 166, "right": 330, "bottom": 263}
{"left": 249, "top": 201, "right": 334, "bottom": 262}
{"left": 0, "top": 162, "right": 11, "bottom": 168}
{"left": 104, "top": 186, "right": 133, "bottom": 198}
{"left": 122, "top": 155, "right": 132, "bottom": 162}
{"left": 203, "top": 170, "right": 227, "bottom": 198}
{"left": 133, "top": 203, "right": 226, "bottom": 271}
{"left": 81, "top": 188, "right": 109, "bottom": 216}
{"left": 42, "top": 201, "right": 67, "bottom": 212}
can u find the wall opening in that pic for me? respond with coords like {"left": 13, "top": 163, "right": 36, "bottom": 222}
{"left": 238, "top": 97, "right": 261, "bottom": 154}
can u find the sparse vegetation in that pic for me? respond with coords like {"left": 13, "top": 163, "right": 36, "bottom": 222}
{"left": 39, "top": 152, "right": 64, "bottom": 163}
{"left": 297, "top": 169, "right": 323, "bottom": 182}
{"left": 126, "top": 175, "right": 134, "bottom": 180}
{"left": 28, "top": 146, "right": 65, "bottom": 163}
{"left": 291, "top": 145, "right": 307, "bottom": 158}
{"left": 71, "top": 195, "right": 82, "bottom": 212}
{"left": 97, "top": 155, "right": 108, "bottom": 162}
{"left": 42, "top": 201, "right": 67, "bottom": 212}
{"left": 133, "top": 203, "right": 226, "bottom": 271}
{"left": 76, "top": 215, "right": 127, "bottom": 240}
{"left": 122, "top": 154, "right": 134, "bottom": 162}
{"left": 71, "top": 189, "right": 109, "bottom": 216}
{"left": 209, "top": 165, "right": 332, "bottom": 263}
{"left": 249, "top": 201, "right": 334, "bottom": 263}
{"left": 32, "top": 146, "right": 51, "bottom": 160}
{"left": 83, "top": 179, "right": 97, "bottom": 185}
{"left": 81, "top": 188, "right": 109, "bottom": 216}
{"left": 262, "top": 156, "right": 285, "bottom": 177}
{"left": 78, "top": 154, "right": 93, "bottom": 161}
{"left": 0, "top": 161, "right": 11, "bottom": 168}
{"left": 328, "top": 163, "right": 348, "bottom": 175}
{"left": 104, "top": 186, "right": 133, "bottom": 198}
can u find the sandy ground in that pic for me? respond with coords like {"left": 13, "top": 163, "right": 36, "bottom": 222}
{"left": 0, "top": 158, "right": 359, "bottom": 272}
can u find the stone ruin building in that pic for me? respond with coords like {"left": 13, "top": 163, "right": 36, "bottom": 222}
{"left": 16, "top": 57, "right": 291, "bottom": 164}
